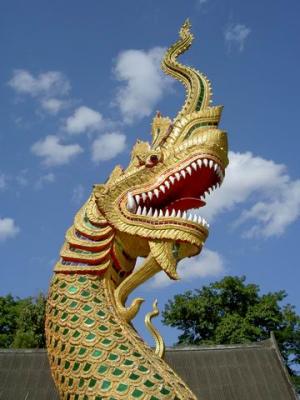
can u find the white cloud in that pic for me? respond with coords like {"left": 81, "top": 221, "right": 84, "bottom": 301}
{"left": 91, "top": 132, "right": 126, "bottom": 162}
{"left": 31, "top": 135, "right": 83, "bottom": 167}
{"left": 200, "top": 151, "right": 300, "bottom": 238}
{"left": 8, "top": 69, "right": 70, "bottom": 97}
{"left": 64, "top": 106, "right": 104, "bottom": 134}
{"left": 35, "top": 173, "right": 55, "bottom": 189}
{"left": 114, "top": 47, "right": 172, "bottom": 123}
{"left": 41, "top": 98, "right": 69, "bottom": 115}
{"left": 71, "top": 184, "right": 85, "bottom": 205}
{"left": 236, "top": 180, "right": 300, "bottom": 238}
{"left": 149, "top": 249, "right": 225, "bottom": 288}
{"left": 8, "top": 69, "right": 72, "bottom": 116}
{"left": 224, "top": 23, "right": 251, "bottom": 52}
{"left": 0, "top": 218, "right": 20, "bottom": 241}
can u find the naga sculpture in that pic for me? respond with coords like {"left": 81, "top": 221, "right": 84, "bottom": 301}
{"left": 46, "top": 20, "right": 229, "bottom": 400}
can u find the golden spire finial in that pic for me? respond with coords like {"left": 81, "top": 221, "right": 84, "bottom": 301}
{"left": 161, "top": 19, "right": 211, "bottom": 121}
{"left": 180, "top": 18, "right": 192, "bottom": 37}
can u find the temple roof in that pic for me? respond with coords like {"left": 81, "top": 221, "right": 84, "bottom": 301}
{"left": 0, "top": 333, "right": 297, "bottom": 399}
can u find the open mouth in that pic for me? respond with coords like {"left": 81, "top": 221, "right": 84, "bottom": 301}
{"left": 126, "top": 155, "right": 224, "bottom": 229}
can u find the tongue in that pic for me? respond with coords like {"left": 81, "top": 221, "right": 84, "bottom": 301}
{"left": 164, "top": 197, "right": 206, "bottom": 212}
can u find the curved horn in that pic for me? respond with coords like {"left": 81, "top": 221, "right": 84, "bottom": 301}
{"left": 161, "top": 19, "right": 212, "bottom": 121}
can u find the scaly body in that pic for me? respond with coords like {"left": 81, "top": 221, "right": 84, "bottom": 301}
{"left": 46, "top": 199, "right": 196, "bottom": 399}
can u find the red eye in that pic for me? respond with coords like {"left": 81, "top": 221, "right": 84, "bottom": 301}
{"left": 150, "top": 154, "right": 159, "bottom": 163}
{"left": 145, "top": 153, "right": 161, "bottom": 167}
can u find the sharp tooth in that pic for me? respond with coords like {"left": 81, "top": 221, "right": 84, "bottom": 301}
{"left": 209, "top": 160, "right": 214, "bottom": 169}
{"left": 191, "top": 162, "right": 197, "bottom": 171}
{"left": 186, "top": 166, "right": 192, "bottom": 176}
{"left": 203, "top": 158, "right": 208, "bottom": 167}
{"left": 175, "top": 172, "right": 181, "bottom": 181}
{"left": 135, "top": 194, "right": 141, "bottom": 204}
{"left": 165, "top": 209, "right": 170, "bottom": 217}
{"left": 180, "top": 170, "right": 186, "bottom": 179}
{"left": 188, "top": 214, "right": 193, "bottom": 221}
{"left": 137, "top": 206, "right": 142, "bottom": 215}
{"left": 148, "top": 191, "right": 153, "bottom": 200}
{"left": 141, "top": 192, "right": 147, "bottom": 202}
{"left": 171, "top": 209, "right": 176, "bottom": 217}
{"left": 176, "top": 210, "right": 181, "bottom": 218}
{"left": 159, "top": 184, "right": 165, "bottom": 193}
{"left": 127, "top": 192, "right": 136, "bottom": 211}
{"left": 198, "top": 216, "right": 202, "bottom": 224}
{"left": 165, "top": 180, "right": 170, "bottom": 189}
{"left": 217, "top": 168, "right": 224, "bottom": 182}
{"left": 159, "top": 209, "right": 163, "bottom": 217}
{"left": 203, "top": 218, "right": 209, "bottom": 228}
{"left": 169, "top": 176, "right": 175, "bottom": 184}
{"left": 153, "top": 209, "right": 158, "bottom": 217}
{"left": 142, "top": 207, "right": 147, "bottom": 216}
{"left": 193, "top": 215, "right": 198, "bottom": 222}
{"left": 214, "top": 163, "right": 218, "bottom": 171}
{"left": 205, "top": 190, "right": 209, "bottom": 197}
{"left": 197, "top": 159, "right": 202, "bottom": 168}
{"left": 200, "top": 195, "right": 205, "bottom": 201}
{"left": 154, "top": 188, "right": 159, "bottom": 198}
{"left": 147, "top": 207, "right": 153, "bottom": 217}
{"left": 182, "top": 211, "right": 187, "bottom": 219}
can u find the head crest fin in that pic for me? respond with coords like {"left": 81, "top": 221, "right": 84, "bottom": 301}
{"left": 161, "top": 19, "right": 212, "bottom": 121}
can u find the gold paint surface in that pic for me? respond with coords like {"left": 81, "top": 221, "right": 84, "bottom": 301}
{"left": 46, "top": 21, "right": 229, "bottom": 399}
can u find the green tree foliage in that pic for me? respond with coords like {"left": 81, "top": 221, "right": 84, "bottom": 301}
{"left": 0, "top": 293, "right": 46, "bottom": 348}
{"left": 0, "top": 295, "right": 20, "bottom": 347}
{"left": 162, "top": 276, "right": 300, "bottom": 375}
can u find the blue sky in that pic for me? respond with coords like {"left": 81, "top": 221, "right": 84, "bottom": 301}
{"left": 1, "top": 0, "right": 299, "bottom": 346}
